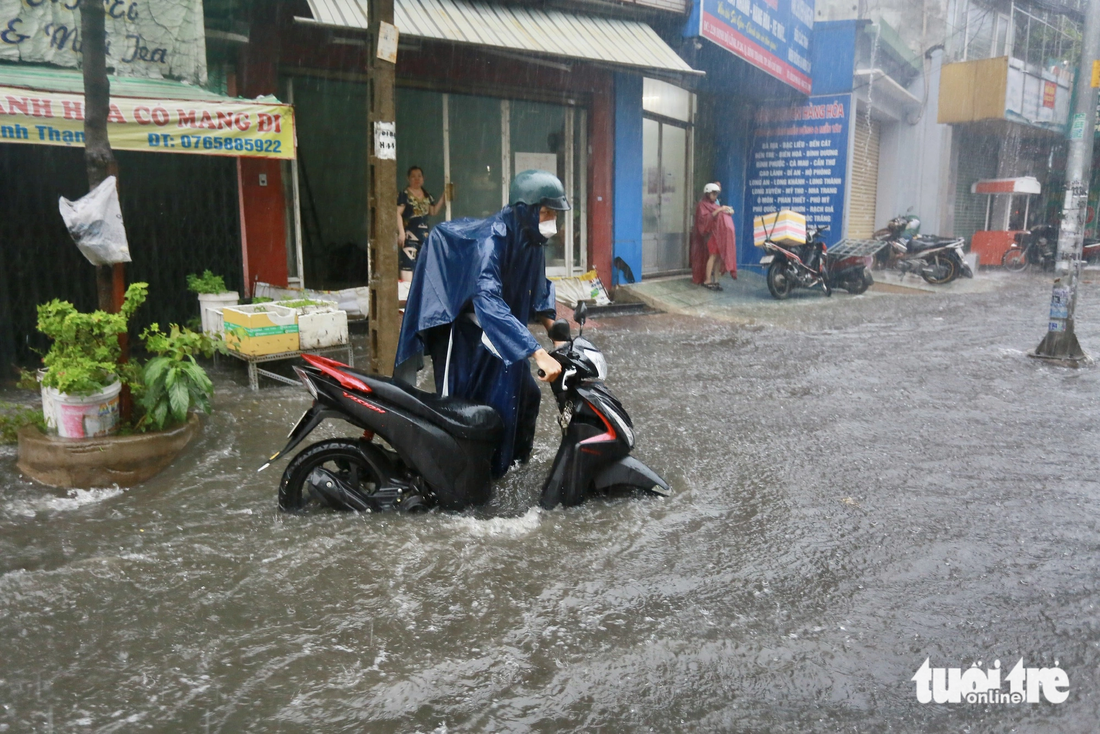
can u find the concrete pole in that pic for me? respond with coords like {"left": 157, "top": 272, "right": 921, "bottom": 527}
{"left": 1033, "top": 0, "right": 1100, "bottom": 364}
{"left": 368, "top": 0, "right": 400, "bottom": 375}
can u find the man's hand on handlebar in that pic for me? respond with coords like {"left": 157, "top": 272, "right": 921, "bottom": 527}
{"left": 533, "top": 348, "right": 561, "bottom": 382}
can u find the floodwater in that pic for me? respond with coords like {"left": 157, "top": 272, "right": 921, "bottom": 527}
{"left": 3, "top": 272, "right": 1100, "bottom": 732}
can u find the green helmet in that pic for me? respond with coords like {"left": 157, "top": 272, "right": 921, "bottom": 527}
{"left": 509, "top": 169, "right": 571, "bottom": 211}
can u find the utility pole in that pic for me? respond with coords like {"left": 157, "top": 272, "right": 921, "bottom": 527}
{"left": 367, "top": 0, "right": 400, "bottom": 375}
{"left": 1033, "top": 0, "right": 1100, "bottom": 365}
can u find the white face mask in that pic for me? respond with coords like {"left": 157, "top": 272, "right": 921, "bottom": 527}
{"left": 539, "top": 219, "right": 558, "bottom": 238}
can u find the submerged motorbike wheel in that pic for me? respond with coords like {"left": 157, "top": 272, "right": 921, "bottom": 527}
{"left": 1002, "top": 247, "right": 1029, "bottom": 272}
{"left": 767, "top": 260, "right": 794, "bottom": 299}
{"left": 279, "top": 439, "right": 384, "bottom": 512}
{"left": 846, "top": 267, "right": 872, "bottom": 294}
{"left": 920, "top": 254, "right": 958, "bottom": 285}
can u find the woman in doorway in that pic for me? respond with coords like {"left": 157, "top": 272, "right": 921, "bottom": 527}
{"left": 397, "top": 166, "right": 447, "bottom": 280}
{"left": 691, "top": 182, "right": 737, "bottom": 290}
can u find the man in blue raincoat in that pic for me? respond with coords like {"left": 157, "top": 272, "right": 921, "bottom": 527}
{"left": 395, "top": 170, "right": 568, "bottom": 477}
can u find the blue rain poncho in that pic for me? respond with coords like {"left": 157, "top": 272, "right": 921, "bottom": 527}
{"left": 395, "top": 203, "right": 557, "bottom": 477}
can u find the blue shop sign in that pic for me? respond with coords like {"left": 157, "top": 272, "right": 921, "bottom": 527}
{"left": 746, "top": 93, "right": 851, "bottom": 251}
{"left": 699, "top": 0, "right": 814, "bottom": 94}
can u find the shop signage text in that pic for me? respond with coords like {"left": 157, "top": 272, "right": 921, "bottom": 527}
{"left": 699, "top": 0, "right": 813, "bottom": 94}
{"left": 0, "top": 86, "right": 295, "bottom": 159}
{"left": 746, "top": 93, "right": 850, "bottom": 251}
{"left": 0, "top": 0, "right": 206, "bottom": 86}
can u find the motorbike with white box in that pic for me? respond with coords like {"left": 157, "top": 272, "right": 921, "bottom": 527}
{"left": 756, "top": 210, "right": 831, "bottom": 299}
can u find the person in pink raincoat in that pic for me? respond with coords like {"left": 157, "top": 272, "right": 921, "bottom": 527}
{"left": 691, "top": 182, "right": 738, "bottom": 290}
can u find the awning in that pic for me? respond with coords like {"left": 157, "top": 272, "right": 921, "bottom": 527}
{"left": 0, "top": 65, "right": 295, "bottom": 160}
{"left": 398, "top": 0, "right": 699, "bottom": 76}
{"left": 971, "top": 177, "right": 1041, "bottom": 195}
{"left": 294, "top": 0, "right": 700, "bottom": 77}
{"left": 297, "top": 0, "right": 371, "bottom": 30}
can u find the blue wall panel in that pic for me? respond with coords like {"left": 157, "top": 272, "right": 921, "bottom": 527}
{"left": 613, "top": 73, "right": 644, "bottom": 285}
{"left": 811, "top": 21, "right": 859, "bottom": 95}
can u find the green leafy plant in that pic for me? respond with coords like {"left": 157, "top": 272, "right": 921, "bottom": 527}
{"left": 0, "top": 402, "right": 44, "bottom": 444}
{"left": 138, "top": 323, "right": 220, "bottom": 431}
{"left": 37, "top": 283, "right": 148, "bottom": 395}
{"left": 186, "top": 270, "right": 229, "bottom": 295}
{"left": 279, "top": 298, "right": 330, "bottom": 309}
{"left": 251, "top": 296, "right": 274, "bottom": 304}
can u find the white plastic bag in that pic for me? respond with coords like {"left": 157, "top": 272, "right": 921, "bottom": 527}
{"left": 58, "top": 176, "right": 131, "bottom": 266}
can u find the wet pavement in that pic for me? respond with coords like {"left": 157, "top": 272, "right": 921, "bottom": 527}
{"left": 2, "top": 270, "right": 1100, "bottom": 731}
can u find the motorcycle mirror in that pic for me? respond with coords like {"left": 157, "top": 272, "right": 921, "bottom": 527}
{"left": 548, "top": 318, "right": 571, "bottom": 342}
{"left": 574, "top": 301, "right": 588, "bottom": 328}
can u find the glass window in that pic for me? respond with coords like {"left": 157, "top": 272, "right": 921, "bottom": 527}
{"left": 449, "top": 94, "right": 503, "bottom": 220}
{"left": 643, "top": 78, "right": 691, "bottom": 122}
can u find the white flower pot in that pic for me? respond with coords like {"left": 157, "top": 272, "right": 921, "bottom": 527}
{"left": 198, "top": 291, "right": 240, "bottom": 335}
{"left": 46, "top": 379, "right": 122, "bottom": 439}
{"left": 37, "top": 368, "right": 58, "bottom": 434}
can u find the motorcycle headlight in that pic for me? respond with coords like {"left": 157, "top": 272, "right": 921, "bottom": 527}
{"left": 583, "top": 348, "right": 608, "bottom": 380}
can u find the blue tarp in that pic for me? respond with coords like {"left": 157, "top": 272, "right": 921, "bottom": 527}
{"left": 396, "top": 203, "right": 557, "bottom": 476}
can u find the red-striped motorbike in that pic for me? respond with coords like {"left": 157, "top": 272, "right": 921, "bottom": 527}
{"left": 760, "top": 225, "right": 832, "bottom": 299}
{"left": 261, "top": 303, "right": 670, "bottom": 513}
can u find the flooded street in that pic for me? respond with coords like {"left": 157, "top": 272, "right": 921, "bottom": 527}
{"left": 3, "top": 272, "right": 1100, "bottom": 731}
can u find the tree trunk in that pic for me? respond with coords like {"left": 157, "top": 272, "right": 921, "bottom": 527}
{"left": 81, "top": 2, "right": 130, "bottom": 419}
{"left": 80, "top": 1, "right": 118, "bottom": 313}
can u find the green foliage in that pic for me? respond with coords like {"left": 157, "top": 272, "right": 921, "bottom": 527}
{"left": 186, "top": 270, "right": 228, "bottom": 295}
{"left": 279, "top": 298, "right": 329, "bottom": 309}
{"left": 137, "top": 323, "right": 218, "bottom": 431}
{"left": 251, "top": 296, "right": 274, "bottom": 304}
{"left": 0, "top": 402, "right": 44, "bottom": 444}
{"left": 37, "top": 283, "right": 148, "bottom": 395}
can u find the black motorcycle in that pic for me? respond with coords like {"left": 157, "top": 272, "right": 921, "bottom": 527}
{"left": 1003, "top": 224, "right": 1100, "bottom": 271}
{"left": 876, "top": 215, "right": 972, "bottom": 284}
{"left": 262, "top": 302, "right": 670, "bottom": 512}
{"left": 761, "top": 225, "right": 832, "bottom": 299}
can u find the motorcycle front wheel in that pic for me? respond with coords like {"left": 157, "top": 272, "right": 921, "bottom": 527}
{"left": 921, "top": 254, "right": 958, "bottom": 284}
{"left": 767, "top": 260, "right": 794, "bottom": 299}
{"left": 1002, "top": 247, "right": 1029, "bottom": 272}
{"left": 279, "top": 439, "right": 385, "bottom": 512}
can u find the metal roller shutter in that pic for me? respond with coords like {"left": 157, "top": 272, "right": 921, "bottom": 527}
{"left": 849, "top": 113, "right": 881, "bottom": 239}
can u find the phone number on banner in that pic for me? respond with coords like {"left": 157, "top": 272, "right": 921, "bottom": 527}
{"left": 147, "top": 133, "right": 284, "bottom": 156}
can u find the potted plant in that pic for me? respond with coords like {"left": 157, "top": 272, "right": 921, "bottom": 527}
{"left": 186, "top": 270, "right": 239, "bottom": 336}
{"left": 137, "top": 323, "right": 219, "bottom": 431}
{"left": 36, "top": 283, "right": 147, "bottom": 438}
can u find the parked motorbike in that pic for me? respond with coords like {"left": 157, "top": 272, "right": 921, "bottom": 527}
{"left": 1003, "top": 224, "right": 1100, "bottom": 271}
{"left": 826, "top": 246, "right": 875, "bottom": 294}
{"left": 760, "top": 225, "right": 832, "bottom": 299}
{"left": 875, "top": 214, "right": 972, "bottom": 284}
{"left": 261, "top": 302, "right": 671, "bottom": 513}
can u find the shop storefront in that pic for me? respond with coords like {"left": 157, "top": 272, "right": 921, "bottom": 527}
{"left": 0, "top": 63, "right": 295, "bottom": 365}
{"left": 395, "top": 88, "right": 589, "bottom": 277}
{"left": 285, "top": 0, "right": 699, "bottom": 292}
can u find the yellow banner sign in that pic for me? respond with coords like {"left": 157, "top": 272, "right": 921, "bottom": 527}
{"left": 0, "top": 86, "right": 295, "bottom": 159}
{"left": 1092, "top": 60, "right": 1100, "bottom": 88}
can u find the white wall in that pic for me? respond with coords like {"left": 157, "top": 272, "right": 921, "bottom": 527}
{"left": 874, "top": 49, "right": 954, "bottom": 234}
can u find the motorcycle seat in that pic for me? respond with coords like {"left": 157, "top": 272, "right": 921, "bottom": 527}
{"left": 348, "top": 371, "right": 504, "bottom": 442}
{"left": 908, "top": 235, "right": 959, "bottom": 251}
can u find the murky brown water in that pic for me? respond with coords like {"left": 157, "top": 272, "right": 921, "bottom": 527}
{"left": 2, "top": 271, "right": 1100, "bottom": 732}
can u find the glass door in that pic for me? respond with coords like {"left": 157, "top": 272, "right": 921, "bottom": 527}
{"left": 642, "top": 116, "right": 690, "bottom": 276}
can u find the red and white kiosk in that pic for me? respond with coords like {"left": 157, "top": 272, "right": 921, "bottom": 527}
{"left": 968, "top": 177, "right": 1042, "bottom": 266}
